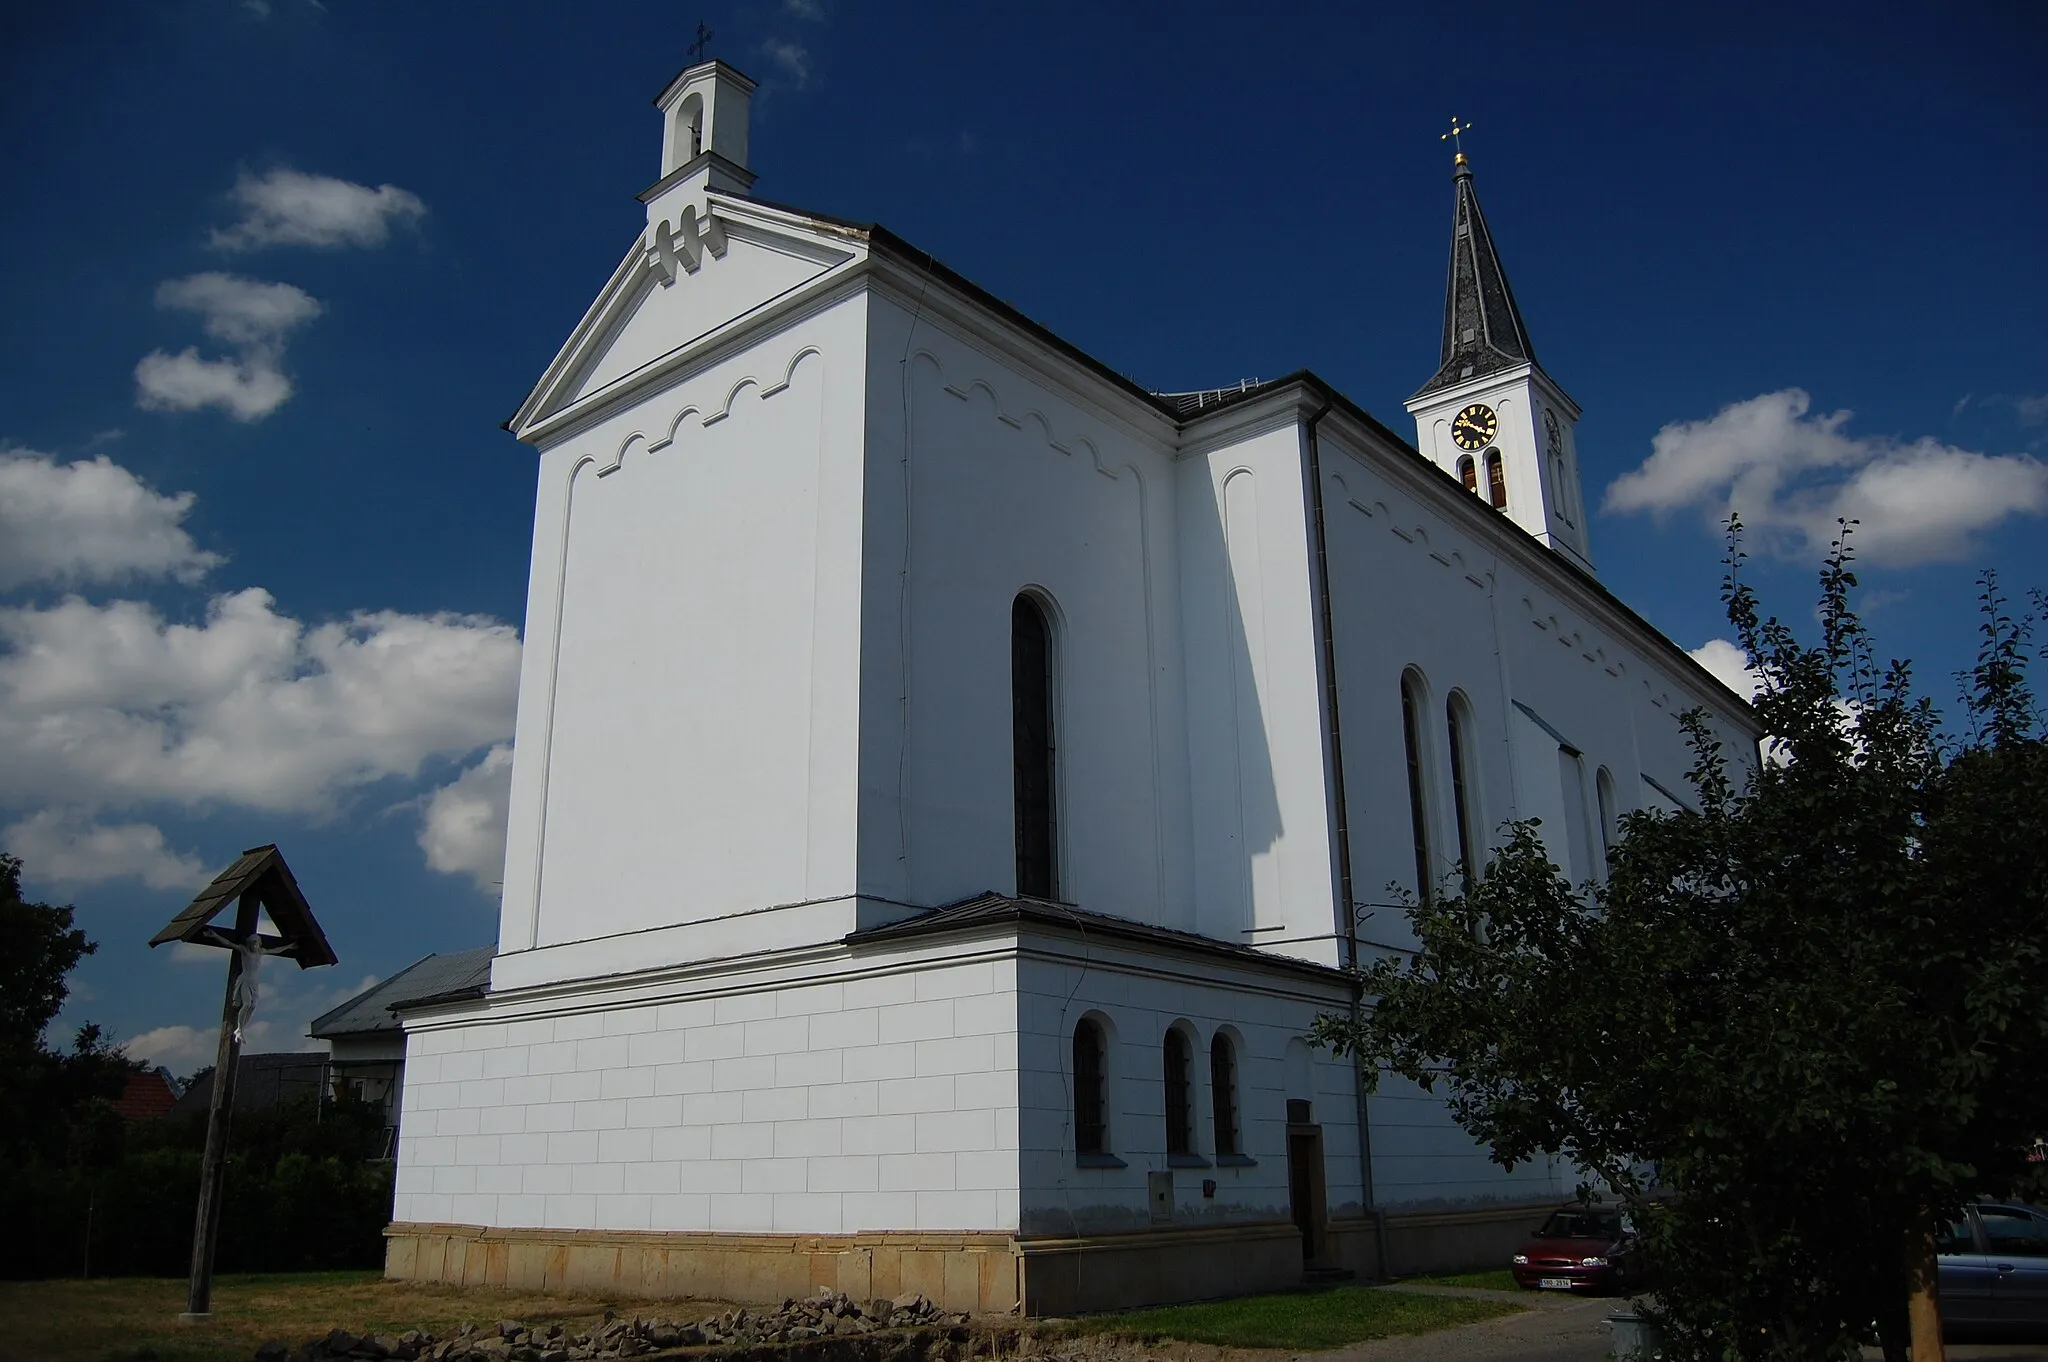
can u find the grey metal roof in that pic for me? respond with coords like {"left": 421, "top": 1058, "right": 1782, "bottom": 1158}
{"left": 1412, "top": 157, "right": 1541, "bottom": 401}
{"left": 846, "top": 892, "right": 1346, "bottom": 982}
{"left": 147, "top": 844, "right": 337, "bottom": 969}
{"left": 308, "top": 946, "right": 495, "bottom": 1039}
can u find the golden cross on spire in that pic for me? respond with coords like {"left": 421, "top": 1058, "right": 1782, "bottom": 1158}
{"left": 1441, "top": 115, "right": 1474, "bottom": 164}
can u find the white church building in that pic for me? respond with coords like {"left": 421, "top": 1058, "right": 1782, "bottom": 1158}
{"left": 385, "top": 61, "right": 1758, "bottom": 1314}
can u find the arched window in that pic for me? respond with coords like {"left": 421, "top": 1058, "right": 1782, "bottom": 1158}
{"left": 1163, "top": 1028, "right": 1194, "bottom": 1156}
{"left": 1446, "top": 696, "right": 1480, "bottom": 890}
{"left": 1596, "top": 767, "right": 1618, "bottom": 866}
{"left": 1552, "top": 455, "right": 1572, "bottom": 525}
{"left": 1012, "top": 594, "right": 1057, "bottom": 899}
{"left": 1457, "top": 454, "right": 1477, "bottom": 494}
{"left": 1401, "top": 671, "right": 1434, "bottom": 901}
{"left": 1073, "top": 1018, "right": 1108, "bottom": 1155}
{"left": 1209, "top": 1033, "right": 1241, "bottom": 1156}
{"left": 1485, "top": 449, "right": 1507, "bottom": 508}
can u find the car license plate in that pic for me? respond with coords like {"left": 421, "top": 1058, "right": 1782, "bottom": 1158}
{"left": 1539, "top": 1277, "right": 1574, "bottom": 1290}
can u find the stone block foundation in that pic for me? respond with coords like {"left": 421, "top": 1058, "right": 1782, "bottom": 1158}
{"left": 386, "top": 1202, "right": 1557, "bottom": 1316}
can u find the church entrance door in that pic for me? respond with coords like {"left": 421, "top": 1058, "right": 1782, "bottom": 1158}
{"left": 1286, "top": 1107, "right": 1327, "bottom": 1264}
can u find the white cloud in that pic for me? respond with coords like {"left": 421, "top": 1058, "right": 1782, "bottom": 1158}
{"left": 211, "top": 168, "right": 426, "bottom": 251}
{"left": 135, "top": 347, "right": 293, "bottom": 421}
{"left": 0, "top": 588, "right": 521, "bottom": 816}
{"left": 0, "top": 809, "right": 205, "bottom": 891}
{"left": 136, "top": 273, "right": 321, "bottom": 422}
{"left": 759, "top": 39, "right": 811, "bottom": 86}
{"left": 156, "top": 272, "right": 322, "bottom": 346}
{"left": 1605, "top": 389, "right": 2048, "bottom": 565}
{"left": 419, "top": 744, "right": 513, "bottom": 892}
{"left": 782, "top": 0, "right": 824, "bottom": 17}
{"left": 0, "top": 447, "right": 221, "bottom": 590}
{"left": 2014, "top": 394, "right": 2048, "bottom": 427}
{"left": 1688, "top": 638, "right": 1760, "bottom": 702}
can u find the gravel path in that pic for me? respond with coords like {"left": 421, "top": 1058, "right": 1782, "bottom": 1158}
{"left": 1304, "top": 1285, "right": 2048, "bottom": 1362}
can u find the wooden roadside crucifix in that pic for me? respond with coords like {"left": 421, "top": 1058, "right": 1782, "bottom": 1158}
{"left": 148, "top": 844, "right": 335, "bottom": 1322}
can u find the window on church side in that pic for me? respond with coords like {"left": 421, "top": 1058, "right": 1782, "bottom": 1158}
{"left": 1401, "top": 672, "right": 1434, "bottom": 902}
{"left": 1012, "top": 594, "right": 1058, "bottom": 899}
{"left": 1447, "top": 697, "right": 1480, "bottom": 890}
{"left": 1596, "top": 766, "right": 1618, "bottom": 872}
{"left": 1074, "top": 1018, "right": 1108, "bottom": 1155}
{"left": 1164, "top": 1028, "right": 1195, "bottom": 1156}
{"left": 1458, "top": 455, "right": 1477, "bottom": 494}
{"left": 1209, "top": 1033, "right": 1240, "bottom": 1157}
{"left": 1485, "top": 449, "right": 1507, "bottom": 509}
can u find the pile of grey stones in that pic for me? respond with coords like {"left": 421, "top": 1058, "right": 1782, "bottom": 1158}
{"left": 254, "top": 1290, "right": 968, "bottom": 1362}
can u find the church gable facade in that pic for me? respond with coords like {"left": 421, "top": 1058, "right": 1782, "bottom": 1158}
{"left": 387, "top": 61, "right": 1757, "bottom": 1315}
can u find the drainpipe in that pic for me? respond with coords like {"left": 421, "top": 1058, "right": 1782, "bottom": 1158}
{"left": 1301, "top": 389, "right": 1392, "bottom": 1281}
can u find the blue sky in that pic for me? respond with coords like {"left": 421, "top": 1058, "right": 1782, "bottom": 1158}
{"left": 3, "top": 0, "right": 2043, "bottom": 1071}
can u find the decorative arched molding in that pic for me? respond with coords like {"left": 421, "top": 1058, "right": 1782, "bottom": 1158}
{"left": 918, "top": 350, "right": 1121, "bottom": 479}
{"left": 589, "top": 346, "right": 823, "bottom": 477}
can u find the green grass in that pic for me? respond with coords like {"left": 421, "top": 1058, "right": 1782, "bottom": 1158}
{"left": 0, "top": 1271, "right": 729, "bottom": 1362}
{"left": 1402, "top": 1268, "right": 1521, "bottom": 1291}
{"left": 1070, "top": 1284, "right": 1524, "bottom": 1350}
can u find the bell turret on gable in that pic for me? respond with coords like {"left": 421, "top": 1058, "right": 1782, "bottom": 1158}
{"left": 639, "top": 59, "right": 758, "bottom": 289}
{"left": 653, "top": 59, "right": 757, "bottom": 195}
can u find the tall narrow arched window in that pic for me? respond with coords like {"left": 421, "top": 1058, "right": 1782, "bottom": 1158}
{"left": 1209, "top": 1033, "right": 1241, "bottom": 1157}
{"left": 1485, "top": 449, "right": 1508, "bottom": 508}
{"left": 1163, "top": 1028, "right": 1194, "bottom": 1156}
{"left": 1458, "top": 455, "right": 1477, "bottom": 494}
{"left": 1446, "top": 696, "right": 1480, "bottom": 891}
{"left": 1401, "top": 671, "right": 1434, "bottom": 901}
{"left": 1596, "top": 767, "right": 1618, "bottom": 868}
{"left": 1073, "top": 1017, "right": 1108, "bottom": 1155}
{"left": 1012, "top": 595, "right": 1057, "bottom": 899}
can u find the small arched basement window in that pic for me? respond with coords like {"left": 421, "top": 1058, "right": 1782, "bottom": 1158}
{"left": 1012, "top": 594, "right": 1057, "bottom": 899}
{"left": 1163, "top": 1028, "right": 1195, "bottom": 1156}
{"left": 1485, "top": 449, "right": 1508, "bottom": 508}
{"left": 1073, "top": 1017, "right": 1108, "bottom": 1155}
{"left": 1209, "top": 1033, "right": 1241, "bottom": 1157}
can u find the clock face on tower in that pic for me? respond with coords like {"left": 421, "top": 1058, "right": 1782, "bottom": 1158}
{"left": 1451, "top": 403, "right": 1498, "bottom": 451}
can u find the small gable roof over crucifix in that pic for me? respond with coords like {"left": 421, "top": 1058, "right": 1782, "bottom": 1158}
{"left": 147, "top": 844, "right": 337, "bottom": 969}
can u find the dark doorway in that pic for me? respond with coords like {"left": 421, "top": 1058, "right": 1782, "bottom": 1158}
{"left": 1012, "top": 595, "right": 1057, "bottom": 898}
{"left": 1286, "top": 1107, "right": 1328, "bottom": 1264}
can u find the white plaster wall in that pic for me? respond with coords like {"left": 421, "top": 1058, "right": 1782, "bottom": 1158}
{"left": 1176, "top": 419, "right": 1343, "bottom": 965}
{"left": 395, "top": 951, "right": 1020, "bottom": 1234}
{"left": 494, "top": 292, "right": 872, "bottom": 984}
{"left": 1315, "top": 420, "right": 1754, "bottom": 1209}
{"left": 853, "top": 296, "right": 1195, "bottom": 925}
{"left": 1013, "top": 946, "right": 1361, "bottom": 1235}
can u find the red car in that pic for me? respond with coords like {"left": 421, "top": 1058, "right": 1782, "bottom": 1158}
{"left": 1509, "top": 1205, "right": 1643, "bottom": 1294}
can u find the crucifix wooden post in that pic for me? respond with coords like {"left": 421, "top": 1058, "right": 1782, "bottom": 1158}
{"left": 149, "top": 844, "right": 335, "bottom": 1326}
{"left": 183, "top": 888, "right": 260, "bottom": 1319}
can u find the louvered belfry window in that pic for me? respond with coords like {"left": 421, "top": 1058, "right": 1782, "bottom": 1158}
{"left": 1012, "top": 595, "right": 1057, "bottom": 899}
{"left": 1485, "top": 449, "right": 1508, "bottom": 508}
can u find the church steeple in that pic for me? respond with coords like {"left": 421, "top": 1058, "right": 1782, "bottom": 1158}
{"left": 1403, "top": 137, "right": 1595, "bottom": 575}
{"left": 1411, "top": 152, "right": 1539, "bottom": 401}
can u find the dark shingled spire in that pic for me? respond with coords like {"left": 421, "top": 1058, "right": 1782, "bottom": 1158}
{"left": 1411, "top": 155, "right": 1538, "bottom": 400}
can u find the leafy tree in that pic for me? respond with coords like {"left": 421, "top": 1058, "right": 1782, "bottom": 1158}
{"left": 0, "top": 857, "right": 135, "bottom": 1165}
{"left": 1312, "top": 525, "right": 2048, "bottom": 1361}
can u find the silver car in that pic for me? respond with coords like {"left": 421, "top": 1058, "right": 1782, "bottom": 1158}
{"left": 1939, "top": 1203, "right": 2048, "bottom": 1328}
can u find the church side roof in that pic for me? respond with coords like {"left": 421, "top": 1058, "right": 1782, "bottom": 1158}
{"left": 846, "top": 892, "right": 1348, "bottom": 983}
{"left": 307, "top": 946, "right": 495, "bottom": 1039}
{"left": 1411, "top": 158, "right": 1541, "bottom": 401}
